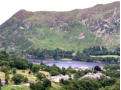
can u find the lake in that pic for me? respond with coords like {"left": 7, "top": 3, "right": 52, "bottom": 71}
{"left": 27, "top": 59, "right": 105, "bottom": 68}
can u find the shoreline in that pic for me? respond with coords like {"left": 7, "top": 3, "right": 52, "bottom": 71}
{"left": 26, "top": 59, "right": 106, "bottom": 69}
{"left": 27, "top": 58, "right": 105, "bottom": 63}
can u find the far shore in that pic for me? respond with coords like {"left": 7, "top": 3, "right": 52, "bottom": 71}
{"left": 27, "top": 58, "right": 72, "bottom": 61}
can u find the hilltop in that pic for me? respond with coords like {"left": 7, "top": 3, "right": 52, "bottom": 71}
{"left": 0, "top": 1, "right": 120, "bottom": 54}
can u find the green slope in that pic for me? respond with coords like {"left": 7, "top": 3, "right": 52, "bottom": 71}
{"left": 0, "top": 1, "right": 120, "bottom": 54}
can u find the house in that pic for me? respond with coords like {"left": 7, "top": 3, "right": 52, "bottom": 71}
{"left": 23, "top": 83, "right": 30, "bottom": 87}
{"left": 1, "top": 80, "right": 5, "bottom": 86}
{"left": 74, "top": 66, "right": 90, "bottom": 71}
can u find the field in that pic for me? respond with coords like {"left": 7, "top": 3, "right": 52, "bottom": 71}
{"left": 0, "top": 69, "right": 50, "bottom": 81}
{"left": 0, "top": 69, "right": 51, "bottom": 90}
{"left": 39, "top": 70, "right": 50, "bottom": 76}
{"left": 2, "top": 85, "right": 30, "bottom": 90}
{"left": 1, "top": 69, "right": 60, "bottom": 90}
{"left": 2, "top": 83, "right": 61, "bottom": 90}
{"left": 51, "top": 82, "right": 61, "bottom": 88}
{"left": 60, "top": 58, "right": 72, "bottom": 60}
{"left": 91, "top": 55, "right": 119, "bottom": 58}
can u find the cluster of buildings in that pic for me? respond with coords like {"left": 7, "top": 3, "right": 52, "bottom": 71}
{"left": 47, "top": 74, "right": 73, "bottom": 82}
{"left": 81, "top": 72, "right": 110, "bottom": 79}
{"left": 47, "top": 66, "right": 108, "bottom": 82}
{"left": 47, "top": 72, "right": 110, "bottom": 82}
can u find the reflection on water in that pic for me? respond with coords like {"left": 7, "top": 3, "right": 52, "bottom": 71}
{"left": 27, "top": 59, "right": 105, "bottom": 68}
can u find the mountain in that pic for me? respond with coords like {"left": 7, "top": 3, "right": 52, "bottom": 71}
{"left": 0, "top": 1, "right": 120, "bottom": 54}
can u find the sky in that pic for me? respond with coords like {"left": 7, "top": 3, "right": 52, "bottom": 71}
{"left": 0, "top": 0, "right": 119, "bottom": 25}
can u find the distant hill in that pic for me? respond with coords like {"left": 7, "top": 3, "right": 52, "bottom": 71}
{"left": 0, "top": 1, "right": 120, "bottom": 54}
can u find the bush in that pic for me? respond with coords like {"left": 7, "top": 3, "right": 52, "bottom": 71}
{"left": 36, "top": 72, "right": 45, "bottom": 81}
{"left": 12, "top": 74, "right": 24, "bottom": 84}
{"left": 30, "top": 82, "right": 44, "bottom": 90}
{"left": 1, "top": 66, "right": 8, "bottom": 73}
{"left": 12, "top": 68, "right": 16, "bottom": 74}
{"left": 10, "top": 56, "right": 28, "bottom": 69}
{"left": 50, "top": 70, "right": 60, "bottom": 76}
{"left": 94, "top": 66, "right": 101, "bottom": 71}
{"left": 43, "top": 78, "right": 51, "bottom": 88}
{"left": 23, "top": 77, "right": 28, "bottom": 83}
{"left": 31, "top": 65, "right": 40, "bottom": 73}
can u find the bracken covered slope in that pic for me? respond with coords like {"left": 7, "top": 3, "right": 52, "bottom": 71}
{"left": 0, "top": 1, "right": 120, "bottom": 54}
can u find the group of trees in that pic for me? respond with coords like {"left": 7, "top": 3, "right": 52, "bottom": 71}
{"left": 30, "top": 72, "right": 51, "bottom": 90}
{"left": 30, "top": 78, "right": 51, "bottom": 90}
{"left": 24, "top": 46, "right": 120, "bottom": 64}
{"left": 40, "top": 63, "right": 85, "bottom": 76}
{"left": 83, "top": 46, "right": 120, "bottom": 56}
{"left": 73, "top": 46, "right": 120, "bottom": 64}
{"left": 103, "top": 64, "right": 120, "bottom": 78}
{"left": 0, "top": 62, "right": 119, "bottom": 90}
{"left": 0, "top": 50, "right": 120, "bottom": 90}
{"left": 73, "top": 51, "right": 119, "bottom": 64}
{"left": 30, "top": 63, "right": 77, "bottom": 76}
{"left": 58, "top": 76, "right": 119, "bottom": 90}
{"left": 12, "top": 74, "right": 28, "bottom": 84}
{"left": 0, "top": 51, "right": 30, "bottom": 86}
{"left": 24, "top": 48, "right": 74, "bottom": 60}
{"left": 60, "top": 78, "right": 101, "bottom": 90}
{"left": 0, "top": 51, "right": 29, "bottom": 69}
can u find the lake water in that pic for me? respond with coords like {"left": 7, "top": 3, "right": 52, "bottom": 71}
{"left": 27, "top": 59, "right": 105, "bottom": 68}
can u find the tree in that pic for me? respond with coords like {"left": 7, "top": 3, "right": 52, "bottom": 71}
{"left": 60, "top": 79, "right": 70, "bottom": 85}
{"left": 61, "top": 67, "right": 66, "bottom": 75}
{"left": 0, "top": 78, "right": 2, "bottom": 89}
{"left": 50, "top": 70, "right": 60, "bottom": 76}
{"left": 0, "top": 51, "right": 9, "bottom": 60}
{"left": 10, "top": 56, "right": 28, "bottom": 69}
{"left": 94, "top": 66, "right": 101, "bottom": 71}
{"left": 74, "top": 73, "right": 80, "bottom": 79}
{"left": 101, "top": 78, "right": 116, "bottom": 87}
{"left": 1, "top": 66, "right": 8, "bottom": 73}
{"left": 67, "top": 66, "right": 76, "bottom": 74}
{"left": 28, "top": 63, "right": 33, "bottom": 69}
{"left": 83, "top": 46, "right": 108, "bottom": 55}
{"left": 78, "top": 78, "right": 101, "bottom": 90}
{"left": 99, "top": 79, "right": 120, "bottom": 90}
{"left": 31, "top": 65, "right": 40, "bottom": 73}
{"left": 43, "top": 78, "right": 51, "bottom": 88}
{"left": 104, "top": 64, "right": 120, "bottom": 70}
{"left": 36, "top": 72, "right": 45, "bottom": 81}
{"left": 74, "top": 51, "right": 89, "bottom": 61}
{"left": 104, "top": 70, "right": 120, "bottom": 78}
{"left": 12, "top": 68, "right": 16, "bottom": 74}
{"left": 30, "top": 78, "right": 51, "bottom": 90}
{"left": 30, "top": 82, "right": 44, "bottom": 90}
{"left": 23, "top": 77, "right": 28, "bottom": 83}
{"left": 12, "top": 74, "right": 24, "bottom": 84}
{"left": 5, "top": 72, "right": 9, "bottom": 84}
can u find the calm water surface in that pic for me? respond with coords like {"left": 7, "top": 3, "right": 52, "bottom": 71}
{"left": 27, "top": 59, "right": 105, "bottom": 68}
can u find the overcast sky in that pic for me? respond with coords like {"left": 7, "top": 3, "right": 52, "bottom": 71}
{"left": 0, "top": 0, "right": 119, "bottom": 25}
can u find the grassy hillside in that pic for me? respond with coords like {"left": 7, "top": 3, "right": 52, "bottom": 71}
{"left": 0, "top": 1, "right": 120, "bottom": 54}
{"left": 2, "top": 85, "right": 30, "bottom": 90}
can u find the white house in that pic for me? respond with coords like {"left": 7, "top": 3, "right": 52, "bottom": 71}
{"left": 74, "top": 66, "right": 90, "bottom": 71}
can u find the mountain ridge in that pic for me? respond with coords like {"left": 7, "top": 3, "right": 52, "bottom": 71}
{"left": 0, "top": 1, "right": 120, "bottom": 54}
